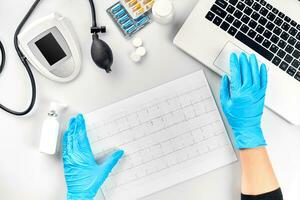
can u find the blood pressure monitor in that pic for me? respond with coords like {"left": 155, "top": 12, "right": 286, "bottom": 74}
{"left": 0, "top": 0, "right": 112, "bottom": 116}
{"left": 18, "top": 13, "right": 81, "bottom": 82}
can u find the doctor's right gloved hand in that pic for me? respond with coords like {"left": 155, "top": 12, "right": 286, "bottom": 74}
{"left": 220, "top": 53, "right": 268, "bottom": 149}
{"left": 63, "top": 114, "right": 124, "bottom": 200}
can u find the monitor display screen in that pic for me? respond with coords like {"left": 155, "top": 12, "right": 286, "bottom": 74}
{"left": 35, "top": 33, "right": 66, "bottom": 66}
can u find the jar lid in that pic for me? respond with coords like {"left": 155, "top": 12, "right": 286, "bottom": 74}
{"left": 152, "top": 0, "right": 173, "bottom": 18}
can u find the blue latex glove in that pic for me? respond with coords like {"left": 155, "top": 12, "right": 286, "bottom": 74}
{"left": 220, "top": 52, "right": 268, "bottom": 149}
{"left": 62, "top": 114, "right": 124, "bottom": 200}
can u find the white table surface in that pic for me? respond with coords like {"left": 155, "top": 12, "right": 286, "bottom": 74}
{"left": 0, "top": 0, "right": 299, "bottom": 199}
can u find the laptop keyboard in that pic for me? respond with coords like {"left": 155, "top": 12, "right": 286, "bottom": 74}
{"left": 205, "top": 0, "right": 300, "bottom": 82}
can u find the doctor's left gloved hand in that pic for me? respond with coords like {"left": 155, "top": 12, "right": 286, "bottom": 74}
{"left": 62, "top": 114, "right": 124, "bottom": 200}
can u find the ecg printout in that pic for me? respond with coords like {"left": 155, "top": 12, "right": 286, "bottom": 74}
{"left": 84, "top": 70, "right": 237, "bottom": 200}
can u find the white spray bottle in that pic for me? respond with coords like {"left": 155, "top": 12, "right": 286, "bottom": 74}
{"left": 39, "top": 102, "right": 67, "bottom": 155}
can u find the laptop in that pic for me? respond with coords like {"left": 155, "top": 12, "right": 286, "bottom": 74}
{"left": 174, "top": 0, "right": 300, "bottom": 125}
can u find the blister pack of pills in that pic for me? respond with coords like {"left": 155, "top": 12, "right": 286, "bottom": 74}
{"left": 107, "top": 2, "right": 151, "bottom": 39}
{"left": 121, "top": 0, "right": 155, "bottom": 19}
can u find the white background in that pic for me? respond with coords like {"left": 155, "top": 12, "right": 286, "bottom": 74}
{"left": 0, "top": 0, "right": 299, "bottom": 199}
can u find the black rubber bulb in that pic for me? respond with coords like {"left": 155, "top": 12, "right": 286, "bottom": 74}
{"left": 91, "top": 33, "right": 113, "bottom": 73}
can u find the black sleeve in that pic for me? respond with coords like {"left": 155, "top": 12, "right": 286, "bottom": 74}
{"left": 241, "top": 188, "right": 283, "bottom": 200}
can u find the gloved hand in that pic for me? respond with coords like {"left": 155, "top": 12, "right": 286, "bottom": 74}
{"left": 220, "top": 52, "right": 268, "bottom": 149}
{"left": 62, "top": 114, "right": 124, "bottom": 200}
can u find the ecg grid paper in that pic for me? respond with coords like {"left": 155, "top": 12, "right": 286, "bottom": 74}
{"left": 84, "top": 70, "right": 237, "bottom": 200}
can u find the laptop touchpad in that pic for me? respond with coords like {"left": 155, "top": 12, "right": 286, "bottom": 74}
{"left": 214, "top": 42, "right": 259, "bottom": 75}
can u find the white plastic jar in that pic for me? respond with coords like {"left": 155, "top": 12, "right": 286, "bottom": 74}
{"left": 152, "top": 0, "right": 175, "bottom": 24}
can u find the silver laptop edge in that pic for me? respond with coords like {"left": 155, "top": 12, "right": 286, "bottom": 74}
{"left": 174, "top": 0, "right": 300, "bottom": 125}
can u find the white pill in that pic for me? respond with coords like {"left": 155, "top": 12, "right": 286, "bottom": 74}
{"left": 132, "top": 37, "right": 143, "bottom": 47}
{"left": 136, "top": 47, "right": 147, "bottom": 57}
{"left": 130, "top": 52, "right": 142, "bottom": 63}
